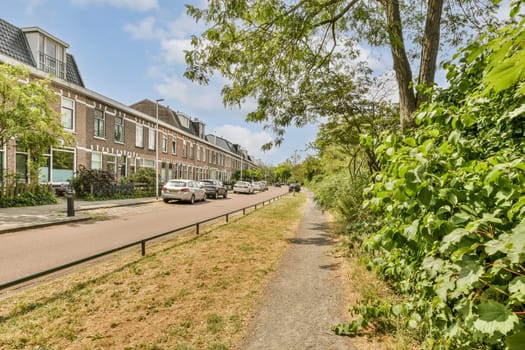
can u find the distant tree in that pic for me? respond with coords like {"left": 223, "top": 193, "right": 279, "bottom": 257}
{"left": 0, "top": 64, "right": 74, "bottom": 181}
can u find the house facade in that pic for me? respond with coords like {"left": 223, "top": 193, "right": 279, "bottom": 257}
{"left": 0, "top": 18, "right": 256, "bottom": 186}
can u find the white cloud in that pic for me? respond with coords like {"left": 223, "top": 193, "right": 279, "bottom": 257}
{"left": 124, "top": 17, "right": 165, "bottom": 40}
{"left": 160, "top": 38, "right": 191, "bottom": 64}
{"left": 155, "top": 77, "right": 225, "bottom": 112}
{"left": 70, "top": 0, "right": 159, "bottom": 11}
{"left": 212, "top": 125, "right": 275, "bottom": 161}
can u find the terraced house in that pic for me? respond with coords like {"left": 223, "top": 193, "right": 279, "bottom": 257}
{"left": 0, "top": 18, "right": 256, "bottom": 186}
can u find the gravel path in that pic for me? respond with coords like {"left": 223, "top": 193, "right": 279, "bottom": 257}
{"left": 240, "top": 192, "right": 356, "bottom": 350}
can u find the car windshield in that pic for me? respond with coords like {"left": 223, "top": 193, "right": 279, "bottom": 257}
{"left": 169, "top": 181, "right": 187, "bottom": 187}
{"left": 201, "top": 181, "right": 214, "bottom": 185}
{"left": 236, "top": 181, "right": 249, "bottom": 185}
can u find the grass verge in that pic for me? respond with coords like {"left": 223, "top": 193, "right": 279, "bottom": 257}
{"left": 0, "top": 194, "right": 306, "bottom": 350}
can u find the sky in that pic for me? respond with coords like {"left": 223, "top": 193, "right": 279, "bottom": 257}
{"left": 1, "top": 0, "right": 322, "bottom": 165}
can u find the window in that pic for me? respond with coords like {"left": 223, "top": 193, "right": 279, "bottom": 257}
{"left": 182, "top": 140, "right": 187, "bottom": 158}
{"left": 203, "top": 147, "right": 206, "bottom": 162}
{"left": 148, "top": 127, "right": 156, "bottom": 150}
{"left": 162, "top": 134, "right": 168, "bottom": 153}
{"left": 16, "top": 151, "right": 28, "bottom": 183}
{"left": 115, "top": 116, "right": 124, "bottom": 143}
{"left": 180, "top": 115, "right": 190, "bottom": 128}
{"left": 94, "top": 109, "right": 105, "bottom": 138}
{"left": 171, "top": 137, "right": 177, "bottom": 155}
{"left": 91, "top": 152, "right": 102, "bottom": 170}
{"left": 197, "top": 145, "right": 201, "bottom": 161}
{"left": 105, "top": 154, "right": 116, "bottom": 175}
{"left": 61, "top": 97, "right": 74, "bottom": 130}
{"left": 189, "top": 143, "right": 194, "bottom": 160}
{"left": 39, "top": 149, "right": 75, "bottom": 183}
{"left": 136, "top": 124, "right": 144, "bottom": 147}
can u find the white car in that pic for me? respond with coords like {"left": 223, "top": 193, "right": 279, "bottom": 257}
{"left": 233, "top": 181, "right": 254, "bottom": 194}
{"left": 161, "top": 179, "right": 206, "bottom": 204}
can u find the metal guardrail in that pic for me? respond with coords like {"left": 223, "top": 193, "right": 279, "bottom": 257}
{"left": 0, "top": 192, "right": 290, "bottom": 291}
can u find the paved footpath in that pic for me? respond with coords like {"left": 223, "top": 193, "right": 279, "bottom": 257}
{"left": 240, "top": 193, "right": 355, "bottom": 350}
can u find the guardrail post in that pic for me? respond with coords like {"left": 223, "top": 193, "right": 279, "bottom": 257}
{"left": 243, "top": 208, "right": 246, "bottom": 215}
{"left": 255, "top": 204, "right": 257, "bottom": 210}
{"left": 196, "top": 223, "right": 200, "bottom": 235}
{"left": 141, "top": 241, "right": 146, "bottom": 256}
{"left": 226, "top": 214, "right": 229, "bottom": 223}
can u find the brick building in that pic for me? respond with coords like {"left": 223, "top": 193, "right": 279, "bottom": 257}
{"left": 0, "top": 18, "right": 256, "bottom": 186}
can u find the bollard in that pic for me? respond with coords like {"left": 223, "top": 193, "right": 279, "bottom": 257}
{"left": 66, "top": 189, "right": 75, "bottom": 217}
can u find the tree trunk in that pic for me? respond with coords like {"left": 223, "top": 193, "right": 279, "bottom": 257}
{"left": 383, "top": 0, "right": 417, "bottom": 132}
{"left": 417, "top": 0, "right": 444, "bottom": 106}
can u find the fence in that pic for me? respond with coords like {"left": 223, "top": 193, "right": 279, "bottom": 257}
{"left": 0, "top": 192, "right": 290, "bottom": 291}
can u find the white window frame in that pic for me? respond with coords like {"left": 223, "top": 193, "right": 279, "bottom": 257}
{"left": 148, "top": 127, "right": 156, "bottom": 150}
{"left": 94, "top": 109, "right": 105, "bottom": 139}
{"left": 135, "top": 124, "right": 144, "bottom": 147}
{"left": 162, "top": 134, "right": 168, "bottom": 153}
{"left": 171, "top": 137, "right": 177, "bottom": 155}
{"left": 61, "top": 97, "right": 74, "bottom": 131}
{"left": 91, "top": 152, "right": 102, "bottom": 170}
{"left": 115, "top": 116, "right": 124, "bottom": 143}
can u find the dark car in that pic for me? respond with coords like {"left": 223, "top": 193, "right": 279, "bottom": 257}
{"left": 288, "top": 183, "right": 301, "bottom": 192}
{"left": 200, "top": 179, "right": 228, "bottom": 199}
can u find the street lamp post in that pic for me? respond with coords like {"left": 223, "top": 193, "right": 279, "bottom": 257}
{"left": 155, "top": 98, "right": 164, "bottom": 200}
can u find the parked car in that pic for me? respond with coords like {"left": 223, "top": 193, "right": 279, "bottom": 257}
{"left": 161, "top": 179, "right": 206, "bottom": 204}
{"left": 258, "top": 181, "right": 268, "bottom": 191}
{"left": 288, "top": 183, "right": 301, "bottom": 192}
{"left": 233, "top": 181, "right": 254, "bottom": 194}
{"left": 200, "top": 179, "right": 228, "bottom": 199}
{"left": 251, "top": 181, "right": 265, "bottom": 192}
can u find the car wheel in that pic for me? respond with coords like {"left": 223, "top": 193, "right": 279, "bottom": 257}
{"left": 214, "top": 192, "right": 218, "bottom": 199}
{"left": 223, "top": 191, "right": 227, "bottom": 199}
{"left": 190, "top": 195, "right": 195, "bottom": 204}
{"left": 163, "top": 198, "right": 170, "bottom": 203}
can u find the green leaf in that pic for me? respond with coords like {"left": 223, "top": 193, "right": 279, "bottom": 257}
{"left": 418, "top": 187, "right": 432, "bottom": 206}
{"left": 506, "top": 330, "right": 525, "bottom": 350}
{"left": 508, "top": 277, "right": 525, "bottom": 303}
{"left": 473, "top": 301, "right": 519, "bottom": 336}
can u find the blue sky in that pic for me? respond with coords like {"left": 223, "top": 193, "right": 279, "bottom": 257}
{"left": 2, "top": 0, "right": 321, "bottom": 165}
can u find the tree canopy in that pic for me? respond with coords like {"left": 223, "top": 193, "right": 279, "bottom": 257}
{"left": 0, "top": 64, "right": 73, "bottom": 179}
{"left": 185, "top": 0, "right": 502, "bottom": 144}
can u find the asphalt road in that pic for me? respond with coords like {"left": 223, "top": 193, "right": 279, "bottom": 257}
{"left": 0, "top": 187, "right": 289, "bottom": 285}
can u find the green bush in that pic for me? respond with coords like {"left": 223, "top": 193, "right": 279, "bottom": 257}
{"left": 0, "top": 183, "right": 57, "bottom": 208}
{"left": 335, "top": 14, "right": 525, "bottom": 349}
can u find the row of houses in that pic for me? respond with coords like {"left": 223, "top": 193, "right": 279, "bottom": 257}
{"left": 0, "top": 17, "right": 257, "bottom": 187}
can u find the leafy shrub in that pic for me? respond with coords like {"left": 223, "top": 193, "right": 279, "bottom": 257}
{"left": 0, "top": 183, "right": 57, "bottom": 207}
{"left": 71, "top": 166, "right": 116, "bottom": 198}
{"left": 336, "top": 14, "right": 525, "bottom": 349}
{"left": 126, "top": 167, "right": 157, "bottom": 187}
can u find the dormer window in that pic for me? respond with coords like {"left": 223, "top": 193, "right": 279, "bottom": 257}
{"left": 22, "top": 27, "right": 69, "bottom": 80}
{"left": 38, "top": 35, "right": 66, "bottom": 79}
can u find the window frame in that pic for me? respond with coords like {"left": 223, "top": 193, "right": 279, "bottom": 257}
{"left": 61, "top": 97, "right": 75, "bottom": 131}
{"left": 114, "top": 116, "right": 124, "bottom": 143}
{"left": 94, "top": 109, "right": 106, "bottom": 139}
{"left": 135, "top": 124, "right": 144, "bottom": 147}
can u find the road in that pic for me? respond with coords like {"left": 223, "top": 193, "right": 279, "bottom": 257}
{"left": 0, "top": 187, "right": 289, "bottom": 286}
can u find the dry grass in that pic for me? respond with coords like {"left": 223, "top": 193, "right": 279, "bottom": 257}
{"left": 329, "top": 217, "right": 419, "bottom": 350}
{"left": 0, "top": 194, "right": 306, "bottom": 350}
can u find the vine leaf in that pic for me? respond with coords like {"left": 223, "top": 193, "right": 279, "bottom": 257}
{"left": 473, "top": 301, "right": 519, "bottom": 336}
{"left": 508, "top": 276, "right": 525, "bottom": 303}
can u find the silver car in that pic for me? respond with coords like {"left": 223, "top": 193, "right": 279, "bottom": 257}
{"left": 161, "top": 179, "right": 206, "bottom": 204}
{"left": 233, "top": 181, "right": 254, "bottom": 194}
